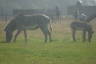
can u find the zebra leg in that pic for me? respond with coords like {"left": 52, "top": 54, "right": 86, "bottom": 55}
{"left": 83, "top": 31, "right": 86, "bottom": 42}
{"left": 47, "top": 28, "right": 52, "bottom": 42}
{"left": 88, "top": 32, "right": 92, "bottom": 42}
{"left": 40, "top": 26, "right": 48, "bottom": 43}
{"left": 23, "top": 30, "right": 27, "bottom": 43}
{"left": 13, "top": 30, "right": 21, "bottom": 42}
{"left": 72, "top": 29, "right": 76, "bottom": 41}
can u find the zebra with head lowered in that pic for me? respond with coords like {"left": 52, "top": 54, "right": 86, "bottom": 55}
{"left": 70, "top": 21, "right": 94, "bottom": 42}
{"left": 4, "top": 14, "right": 52, "bottom": 43}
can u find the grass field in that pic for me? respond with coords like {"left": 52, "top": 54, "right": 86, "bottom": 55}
{"left": 0, "top": 18, "right": 96, "bottom": 64}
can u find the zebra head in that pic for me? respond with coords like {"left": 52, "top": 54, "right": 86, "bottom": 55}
{"left": 4, "top": 19, "right": 16, "bottom": 43}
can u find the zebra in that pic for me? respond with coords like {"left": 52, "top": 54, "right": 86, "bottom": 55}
{"left": 4, "top": 14, "right": 52, "bottom": 43}
{"left": 70, "top": 21, "right": 94, "bottom": 42}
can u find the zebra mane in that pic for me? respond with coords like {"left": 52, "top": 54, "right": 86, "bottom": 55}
{"left": 23, "top": 14, "right": 50, "bottom": 20}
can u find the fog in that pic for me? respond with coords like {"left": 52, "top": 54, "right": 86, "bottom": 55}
{"left": 0, "top": 0, "right": 77, "bottom": 15}
{"left": 0, "top": 0, "right": 96, "bottom": 15}
{"left": 0, "top": 0, "right": 77, "bottom": 9}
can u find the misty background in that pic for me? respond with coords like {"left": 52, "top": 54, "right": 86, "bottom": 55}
{"left": 0, "top": 0, "right": 96, "bottom": 16}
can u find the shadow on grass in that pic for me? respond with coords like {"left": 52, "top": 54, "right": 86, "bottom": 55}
{"left": 0, "top": 40, "right": 10, "bottom": 43}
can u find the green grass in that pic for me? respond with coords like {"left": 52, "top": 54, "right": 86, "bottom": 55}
{"left": 0, "top": 19, "right": 96, "bottom": 64}
{"left": 0, "top": 39, "right": 96, "bottom": 64}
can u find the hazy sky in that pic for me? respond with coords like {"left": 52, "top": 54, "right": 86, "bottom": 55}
{"left": 0, "top": 0, "right": 96, "bottom": 15}
{"left": 0, "top": 0, "right": 96, "bottom": 9}
{"left": 0, "top": 0, "right": 77, "bottom": 9}
{"left": 80, "top": 0, "right": 96, "bottom": 6}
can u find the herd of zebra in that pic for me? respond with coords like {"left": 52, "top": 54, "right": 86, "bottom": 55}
{"left": 4, "top": 13, "right": 95, "bottom": 43}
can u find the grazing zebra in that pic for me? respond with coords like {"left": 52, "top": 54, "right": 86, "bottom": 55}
{"left": 70, "top": 22, "right": 93, "bottom": 42}
{"left": 4, "top": 14, "right": 52, "bottom": 43}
